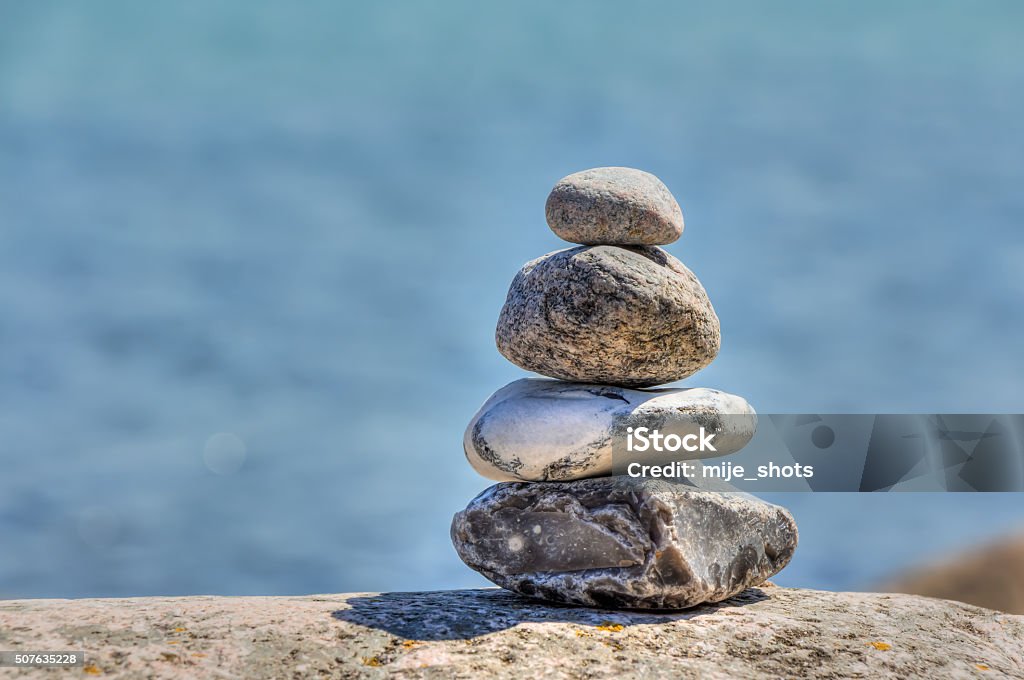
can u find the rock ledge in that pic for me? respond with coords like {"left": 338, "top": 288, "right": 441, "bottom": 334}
{"left": 1, "top": 586, "right": 1022, "bottom": 679}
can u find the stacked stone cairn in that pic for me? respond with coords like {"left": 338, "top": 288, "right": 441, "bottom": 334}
{"left": 451, "top": 168, "right": 798, "bottom": 609}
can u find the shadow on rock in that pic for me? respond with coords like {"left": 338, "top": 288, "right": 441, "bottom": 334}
{"left": 331, "top": 587, "right": 769, "bottom": 641}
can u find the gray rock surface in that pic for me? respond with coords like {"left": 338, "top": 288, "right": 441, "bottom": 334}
{"left": 495, "top": 245, "right": 720, "bottom": 387}
{"left": 451, "top": 478, "right": 797, "bottom": 609}
{"left": 464, "top": 378, "right": 756, "bottom": 482}
{"left": 546, "top": 167, "right": 684, "bottom": 245}
{"left": 3, "top": 587, "right": 1021, "bottom": 679}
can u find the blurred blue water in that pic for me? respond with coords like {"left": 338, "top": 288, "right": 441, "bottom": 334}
{"left": 1, "top": 2, "right": 1023, "bottom": 598}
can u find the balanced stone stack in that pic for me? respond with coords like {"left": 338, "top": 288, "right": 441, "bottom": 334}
{"left": 451, "top": 168, "right": 798, "bottom": 609}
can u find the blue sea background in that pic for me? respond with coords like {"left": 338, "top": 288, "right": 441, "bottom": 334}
{"left": 1, "top": 2, "right": 1023, "bottom": 598}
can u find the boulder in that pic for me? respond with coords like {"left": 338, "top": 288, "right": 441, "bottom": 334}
{"left": 2, "top": 587, "right": 1021, "bottom": 678}
{"left": 883, "top": 532, "right": 1024, "bottom": 614}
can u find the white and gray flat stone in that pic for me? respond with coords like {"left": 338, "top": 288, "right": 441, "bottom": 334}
{"left": 495, "top": 245, "right": 720, "bottom": 387}
{"left": 464, "top": 378, "right": 756, "bottom": 482}
{"left": 546, "top": 167, "right": 684, "bottom": 245}
{"left": 451, "top": 478, "right": 798, "bottom": 610}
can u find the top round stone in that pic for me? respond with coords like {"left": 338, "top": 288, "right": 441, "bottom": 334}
{"left": 545, "top": 167, "right": 684, "bottom": 245}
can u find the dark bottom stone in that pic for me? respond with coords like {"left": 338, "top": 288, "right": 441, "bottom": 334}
{"left": 451, "top": 478, "right": 798, "bottom": 609}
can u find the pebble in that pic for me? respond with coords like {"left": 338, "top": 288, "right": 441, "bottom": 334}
{"left": 451, "top": 478, "right": 798, "bottom": 609}
{"left": 495, "top": 245, "right": 720, "bottom": 387}
{"left": 545, "top": 167, "right": 683, "bottom": 245}
{"left": 465, "top": 378, "right": 756, "bottom": 482}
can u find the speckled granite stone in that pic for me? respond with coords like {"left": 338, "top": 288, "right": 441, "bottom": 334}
{"left": 3, "top": 587, "right": 1022, "bottom": 678}
{"left": 451, "top": 478, "right": 797, "bottom": 609}
{"left": 495, "top": 245, "right": 720, "bottom": 387}
{"left": 545, "top": 167, "right": 684, "bottom": 245}
{"left": 464, "top": 378, "right": 756, "bottom": 482}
